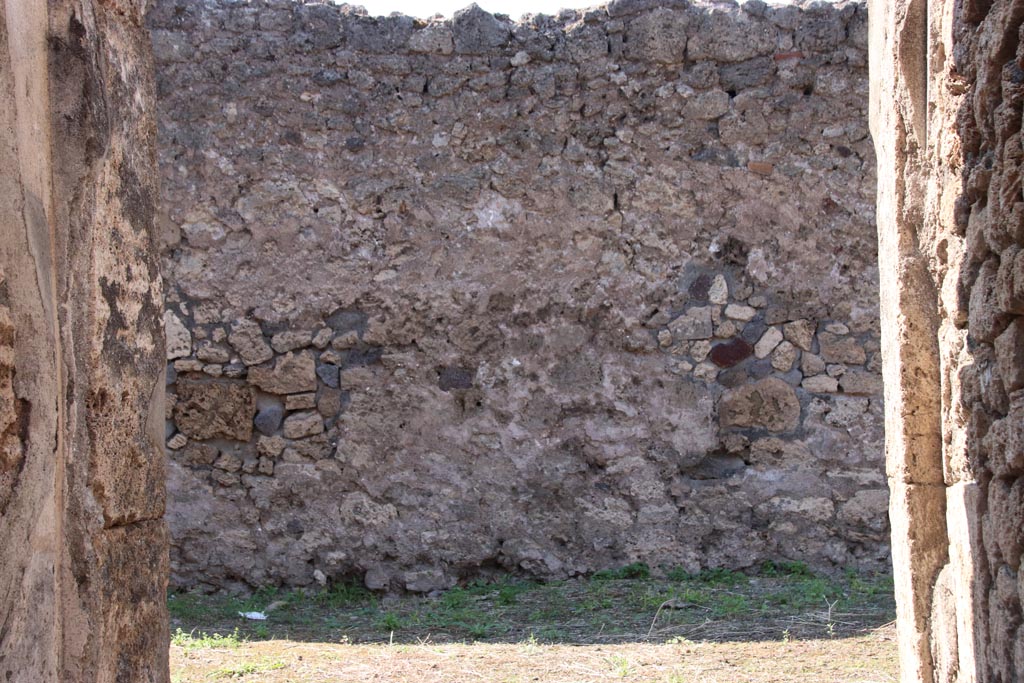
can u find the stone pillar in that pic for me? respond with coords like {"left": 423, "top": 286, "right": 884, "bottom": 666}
{"left": 0, "top": 2, "right": 168, "bottom": 682}
{"left": 871, "top": 0, "right": 1024, "bottom": 679}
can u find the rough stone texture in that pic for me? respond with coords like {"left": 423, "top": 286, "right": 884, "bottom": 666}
{"left": 173, "top": 378, "right": 255, "bottom": 441}
{"left": 0, "top": 2, "right": 168, "bottom": 681}
{"left": 870, "top": 0, "right": 1024, "bottom": 677}
{"left": 151, "top": 0, "right": 887, "bottom": 592}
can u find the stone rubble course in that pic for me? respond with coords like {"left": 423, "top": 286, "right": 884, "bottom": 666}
{"left": 0, "top": 1, "right": 169, "bottom": 681}
{"left": 871, "top": 0, "right": 1024, "bottom": 676}
{"left": 150, "top": 0, "right": 887, "bottom": 593}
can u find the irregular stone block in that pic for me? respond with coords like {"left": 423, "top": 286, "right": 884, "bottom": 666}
{"left": 994, "top": 318, "right": 1024, "bottom": 392}
{"left": 282, "top": 411, "right": 325, "bottom": 439}
{"left": 688, "top": 14, "right": 777, "bottom": 63}
{"left": 710, "top": 338, "right": 753, "bottom": 368}
{"left": 625, "top": 7, "right": 689, "bottom": 63}
{"left": 838, "top": 368, "right": 883, "bottom": 395}
{"left": 771, "top": 340, "right": 798, "bottom": 372}
{"left": 173, "top": 379, "right": 255, "bottom": 441}
{"left": 719, "top": 377, "right": 801, "bottom": 432}
{"left": 669, "top": 306, "right": 713, "bottom": 340}
{"left": 802, "top": 374, "right": 838, "bottom": 393}
{"left": 783, "top": 319, "right": 815, "bottom": 351}
{"left": 969, "top": 259, "right": 1010, "bottom": 344}
{"left": 228, "top": 319, "right": 273, "bottom": 366}
{"left": 725, "top": 303, "right": 758, "bottom": 321}
{"left": 285, "top": 392, "right": 317, "bottom": 411}
{"left": 452, "top": 5, "right": 510, "bottom": 54}
{"left": 316, "top": 363, "right": 340, "bottom": 388}
{"left": 754, "top": 326, "right": 783, "bottom": 358}
{"left": 249, "top": 351, "right": 317, "bottom": 394}
{"left": 254, "top": 402, "right": 284, "bottom": 436}
{"left": 818, "top": 331, "right": 866, "bottom": 365}
{"left": 165, "top": 310, "right": 191, "bottom": 359}
{"left": 271, "top": 330, "right": 312, "bottom": 354}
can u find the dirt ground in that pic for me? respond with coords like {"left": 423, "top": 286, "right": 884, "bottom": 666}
{"left": 171, "top": 631, "right": 897, "bottom": 682}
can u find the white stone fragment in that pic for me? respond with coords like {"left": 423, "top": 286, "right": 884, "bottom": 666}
{"left": 708, "top": 274, "right": 729, "bottom": 304}
{"left": 164, "top": 310, "right": 192, "bottom": 360}
{"left": 724, "top": 303, "right": 757, "bottom": 321}
{"left": 802, "top": 374, "right": 839, "bottom": 393}
{"left": 755, "top": 326, "right": 783, "bottom": 358}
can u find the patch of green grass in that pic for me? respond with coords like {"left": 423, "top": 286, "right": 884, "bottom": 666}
{"left": 167, "top": 564, "right": 895, "bottom": 647}
{"left": 376, "top": 611, "right": 406, "bottom": 631}
{"left": 171, "top": 628, "right": 244, "bottom": 651}
{"left": 167, "top": 592, "right": 238, "bottom": 623}
{"left": 667, "top": 567, "right": 749, "bottom": 586}
{"left": 760, "top": 560, "right": 812, "bottom": 577}
{"left": 496, "top": 580, "right": 537, "bottom": 605}
{"left": 593, "top": 562, "right": 651, "bottom": 581}
{"left": 712, "top": 592, "right": 750, "bottom": 617}
{"left": 208, "top": 658, "right": 286, "bottom": 678}
{"left": 314, "top": 580, "right": 374, "bottom": 608}
{"left": 607, "top": 654, "right": 633, "bottom": 677}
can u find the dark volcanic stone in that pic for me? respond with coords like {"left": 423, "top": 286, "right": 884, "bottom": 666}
{"left": 710, "top": 338, "right": 754, "bottom": 367}
{"left": 438, "top": 366, "right": 475, "bottom": 391}
{"left": 316, "top": 363, "right": 340, "bottom": 388}
{"left": 741, "top": 319, "right": 768, "bottom": 343}
{"left": 688, "top": 273, "right": 713, "bottom": 302}
{"left": 717, "top": 366, "right": 750, "bottom": 388}
{"left": 254, "top": 403, "right": 284, "bottom": 436}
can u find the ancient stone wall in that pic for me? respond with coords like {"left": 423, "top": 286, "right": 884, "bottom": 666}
{"left": 150, "top": 0, "right": 886, "bottom": 593}
{"left": 871, "top": 0, "right": 1024, "bottom": 677}
{"left": 0, "top": 2, "right": 168, "bottom": 682}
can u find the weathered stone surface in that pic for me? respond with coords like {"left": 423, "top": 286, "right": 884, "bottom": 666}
{"left": 0, "top": 3, "right": 169, "bottom": 680}
{"left": 838, "top": 368, "right": 883, "bottom": 395}
{"left": 719, "top": 378, "right": 801, "bottom": 432}
{"left": 725, "top": 303, "right": 758, "bottom": 321}
{"left": 228, "top": 318, "right": 273, "bottom": 366}
{"left": 771, "top": 340, "right": 798, "bottom": 372}
{"left": 174, "top": 379, "right": 255, "bottom": 441}
{"left": 254, "top": 401, "right": 284, "bottom": 436}
{"left": 802, "top": 374, "right": 838, "bottom": 393}
{"left": 871, "top": 0, "right": 1024, "bottom": 674}
{"left": 271, "top": 330, "right": 312, "bottom": 354}
{"left": 282, "top": 411, "right": 325, "bottom": 439}
{"left": 994, "top": 319, "right": 1024, "bottom": 393}
{"left": 285, "top": 392, "right": 317, "bottom": 411}
{"left": 452, "top": 4, "right": 510, "bottom": 54}
{"left": 669, "top": 307, "right": 714, "bottom": 340}
{"left": 710, "top": 338, "right": 753, "bottom": 368}
{"left": 818, "top": 331, "right": 867, "bottom": 364}
{"left": 783, "top": 319, "right": 815, "bottom": 351}
{"left": 248, "top": 351, "right": 317, "bottom": 394}
{"left": 754, "top": 326, "right": 783, "bottom": 358}
{"left": 153, "top": 0, "right": 883, "bottom": 591}
{"left": 165, "top": 310, "right": 192, "bottom": 359}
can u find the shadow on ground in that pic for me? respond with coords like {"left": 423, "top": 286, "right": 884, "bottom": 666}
{"left": 168, "top": 562, "right": 895, "bottom": 647}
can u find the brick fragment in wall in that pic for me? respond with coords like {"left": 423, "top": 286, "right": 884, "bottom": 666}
{"left": 152, "top": 0, "right": 884, "bottom": 592}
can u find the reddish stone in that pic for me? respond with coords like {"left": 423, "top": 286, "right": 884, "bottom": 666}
{"left": 747, "top": 161, "right": 775, "bottom": 176}
{"left": 774, "top": 51, "right": 804, "bottom": 61}
{"left": 710, "top": 338, "right": 753, "bottom": 368}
